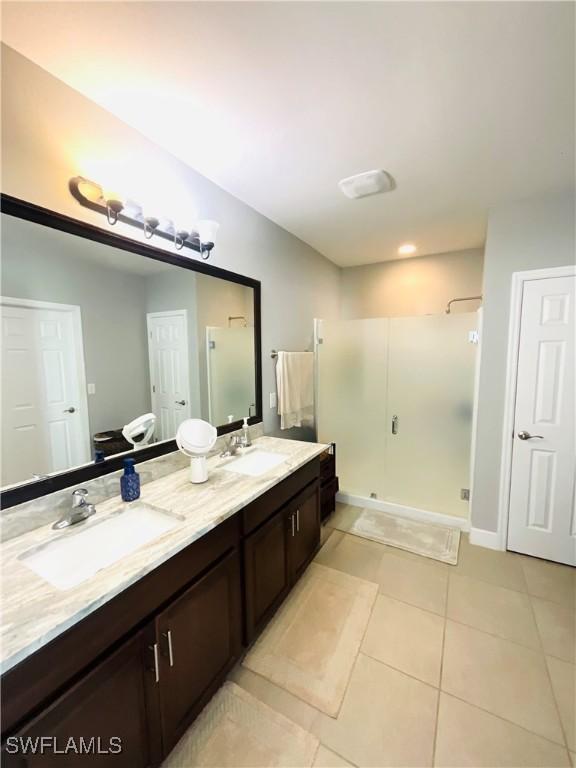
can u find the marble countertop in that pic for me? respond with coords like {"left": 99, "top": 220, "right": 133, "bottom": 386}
{"left": 0, "top": 436, "right": 328, "bottom": 675}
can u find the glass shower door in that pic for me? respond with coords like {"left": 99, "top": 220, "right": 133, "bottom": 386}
{"left": 383, "top": 313, "right": 477, "bottom": 518}
{"left": 316, "top": 318, "right": 389, "bottom": 498}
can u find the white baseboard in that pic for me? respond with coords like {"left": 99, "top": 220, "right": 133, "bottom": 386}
{"left": 469, "top": 527, "right": 505, "bottom": 551}
{"left": 336, "top": 491, "right": 470, "bottom": 532}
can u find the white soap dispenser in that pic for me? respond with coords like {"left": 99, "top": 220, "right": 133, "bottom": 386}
{"left": 242, "top": 417, "right": 252, "bottom": 448}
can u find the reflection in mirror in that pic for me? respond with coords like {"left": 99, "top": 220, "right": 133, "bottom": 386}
{"left": 0, "top": 213, "right": 257, "bottom": 489}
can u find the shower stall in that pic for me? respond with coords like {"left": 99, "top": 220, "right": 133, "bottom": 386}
{"left": 315, "top": 312, "right": 479, "bottom": 523}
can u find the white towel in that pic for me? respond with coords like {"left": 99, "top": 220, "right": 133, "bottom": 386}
{"left": 276, "top": 351, "right": 314, "bottom": 430}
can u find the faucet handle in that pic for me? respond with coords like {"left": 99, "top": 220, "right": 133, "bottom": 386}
{"left": 72, "top": 488, "right": 89, "bottom": 506}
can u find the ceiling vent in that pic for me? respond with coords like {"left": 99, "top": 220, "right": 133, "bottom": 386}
{"left": 338, "top": 169, "right": 394, "bottom": 200}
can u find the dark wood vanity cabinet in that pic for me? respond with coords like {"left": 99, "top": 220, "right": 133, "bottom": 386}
{"left": 243, "top": 475, "right": 321, "bottom": 644}
{"left": 156, "top": 549, "right": 242, "bottom": 755}
{"left": 287, "top": 482, "right": 321, "bottom": 581}
{"left": 243, "top": 504, "right": 291, "bottom": 641}
{"left": 2, "top": 631, "right": 152, "bottom": 767}
{"left": 1, "top": 456, "right": 321, "bottom": 766}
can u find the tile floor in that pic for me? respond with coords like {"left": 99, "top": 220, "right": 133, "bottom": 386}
{"left": 176, "top": 504, "right": 576, "bottom": 767}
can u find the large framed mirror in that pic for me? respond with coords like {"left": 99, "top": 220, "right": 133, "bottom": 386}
{"left": 0, "top": 196, "right": 262, "bottom": 508}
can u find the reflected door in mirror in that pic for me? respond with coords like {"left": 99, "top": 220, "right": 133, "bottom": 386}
{"left": 1, "top": 300, "right": 90, "bottom": 487}
{"left": 147, "top": 311, "right": 191, "bottom": 441}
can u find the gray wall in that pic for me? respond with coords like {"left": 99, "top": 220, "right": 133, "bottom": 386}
{"left": 1, "top": 44, "right": 341, "bottom": 439}
{"left": 471, "top": 189, "right": 575, "bottom": 533}
{"left": 341, "top": 249, "right": 484, "bottom": 319}
{"left": 1, "top": 214, "right": 151, "bottom": 437}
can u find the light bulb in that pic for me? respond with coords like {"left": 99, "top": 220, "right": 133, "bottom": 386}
{"left": 196, "top": 220, "right": 220, "bottom": 246}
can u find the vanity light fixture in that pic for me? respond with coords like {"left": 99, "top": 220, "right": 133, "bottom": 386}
{"left": 143, "top": 216, "right": 160, "bottom": 239}
{"left": 105, "top": 197, "right": 124, "bottom": 225}
{"left": 174, "top": 229, "right": 190, "bottom": 251}
{"left": 68, "top": 176, "right": 220, "bottom": 259}
{"left": 196, "top": 220, "right": 220, "bottom": 260}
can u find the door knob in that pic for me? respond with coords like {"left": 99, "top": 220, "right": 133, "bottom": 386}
{"left": 63, "top": 407, "right": 76, "bottom": 413}
{"left": 175, "top": 400, "right": 186, "bottom": 406}
{"left": 518, "top": 431, "right": 544, "bottom": 440}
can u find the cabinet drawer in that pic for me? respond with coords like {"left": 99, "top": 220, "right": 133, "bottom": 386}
{"left": 320, "top": 453, "right": 335, "bottom": 483}
{"left": 321, "top": 476, "right": 339, "bottom": 521}
{"left": 242, "top": 459, "right": 320, "bottom": 536}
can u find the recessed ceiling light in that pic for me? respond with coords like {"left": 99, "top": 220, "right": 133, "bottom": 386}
{"left": 398, "top": 243, "right": 417, "bottom": 255}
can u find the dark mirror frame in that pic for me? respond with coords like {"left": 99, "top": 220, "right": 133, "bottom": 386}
{"left": 0, "top": 194, "right": 262, "bottom": 509}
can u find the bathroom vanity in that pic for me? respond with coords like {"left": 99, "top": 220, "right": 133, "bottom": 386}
{"left": 0, "top": 195, "right": 329, "bottom": 765}
{"left": 1, "top": 437, "right": 326, "bottom": 766}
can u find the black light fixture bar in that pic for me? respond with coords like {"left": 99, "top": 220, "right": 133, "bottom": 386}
{"left": 68, "top": 176, "right": 211, "bottom": 256}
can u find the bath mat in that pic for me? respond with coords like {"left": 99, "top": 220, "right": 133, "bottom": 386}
{"left": 332, "top": 505, "right": 460, "bottom": 565}
{"left": 243, "top": 563, "right": 378, "bottom": 717}
{"left": 163, "top": 681, "right": 319, "bottom": 767}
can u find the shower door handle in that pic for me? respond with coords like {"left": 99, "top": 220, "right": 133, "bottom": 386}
{"left": 391, "top": 415, "right": 399, "bottom": 435}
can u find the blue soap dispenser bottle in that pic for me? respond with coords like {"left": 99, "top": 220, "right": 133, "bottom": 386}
{"left": 121, "top": 458, "right": 140, "bottom": 502}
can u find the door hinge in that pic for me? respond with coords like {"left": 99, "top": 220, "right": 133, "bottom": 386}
{"left": 152, "top": 384, "right": 156, "bottom": 393}
{"left": 460, "top": 488, "right": 470, "bottom": 501}
{"left": 209, "top": 340, "right": 216, "bottom": 350}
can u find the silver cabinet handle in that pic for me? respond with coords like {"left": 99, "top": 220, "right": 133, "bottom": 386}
{"left": 175, "top": 400, "right": 186, "bottom": 406}
{"left": 518, "top": 431, "right": 544, "bottom": 440}
{"left": 63, "top": 407, "right": 76, "bottom": 413}
{"left": 166, "top": 630, "right": 174, "bottom": 667}
{"left": 291, "top": 513, "right": 295, "bottom": 537}
{"left": 150, "top": 643, "right": 160, "bottom": 683}
{"left": 296, "top": 509, "right": 300, "bottom": 532}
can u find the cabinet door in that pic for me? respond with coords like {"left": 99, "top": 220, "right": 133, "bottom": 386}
{"left": 243, "top": 506, "right": 290, "bottom": 643}
{"left": 156, "top": 549, "right": 242, "bottom": 755}
{"left": 289, "top": 482, "right": 321, "bottom": 581}
{"left": 2, "top": 632, "right": 152, "bottom": 767}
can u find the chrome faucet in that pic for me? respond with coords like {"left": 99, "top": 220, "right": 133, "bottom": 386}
{"left": 220, "top": 435, "right": 243, "bottom": 458}
{"left": 52, "top": 489, "right": 96, "bottom": 530}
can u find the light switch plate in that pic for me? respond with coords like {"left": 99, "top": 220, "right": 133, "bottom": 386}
{"left": 269, "top": 392, "right": 277, "bottom": 409}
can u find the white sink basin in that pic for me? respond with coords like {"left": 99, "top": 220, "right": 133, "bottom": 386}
{"left": 220, "top": 449, "right": 288, "bottom": 477}
{"left": 19, "top": 502, "right": 182, "bottom": 591}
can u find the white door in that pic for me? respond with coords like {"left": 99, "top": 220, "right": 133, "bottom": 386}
{"left": 507, "top": 275, "right": 576, "bottom": 565}
{"left": 147, "top": 311, "right": 191, "bottom": 441}
{"left": 1, "top": 300, "right": 90, "bottom": 486}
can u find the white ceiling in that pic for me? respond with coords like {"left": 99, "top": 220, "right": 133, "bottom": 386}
{"left": 2, "top": 2, "right": 574, "bottom": 267}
